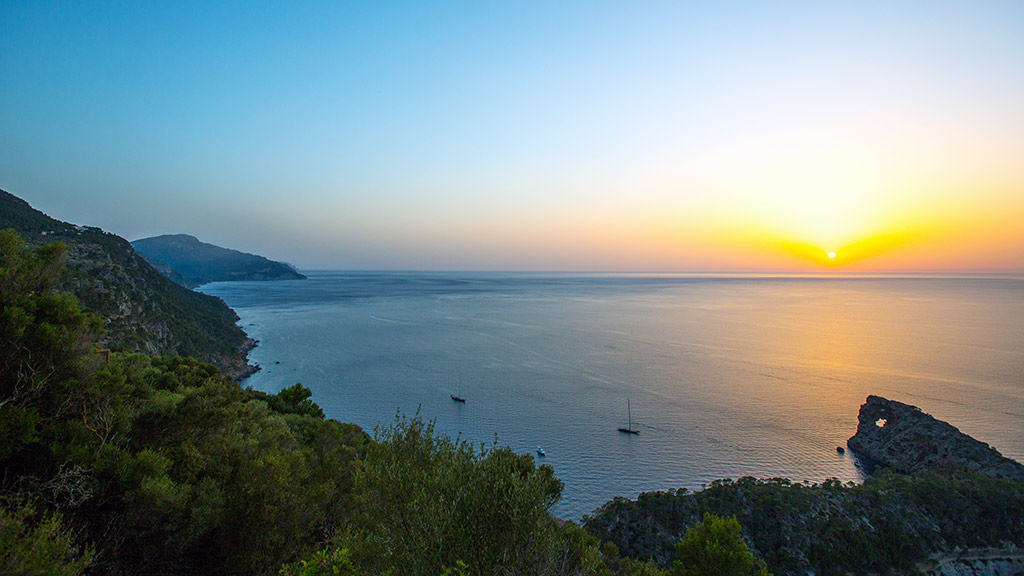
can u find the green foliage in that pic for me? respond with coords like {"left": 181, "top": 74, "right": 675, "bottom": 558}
{"left": 586, "top": 473, "right": 1024, "bottom": 576}
{"left": 0, "top": 502, "right": 92, "bottom": 576}
{"left": 0, "top": 233, "right": 376, "bottom": 575}
{"left": 4, "top": 228, "right": 653, "bottom": 576}
{"left": 4, "top": 348, "right": 369, "bottom": 576}
{"left": 14, "top": 225, "right": 1020, "bottom": 576}
{"left": 0, "top": 192, "right": 254, "bottom": 376}
{"left": 672, "top": 514, "right": 769, "bottom": 576}
{"left": 600, "top": 541, "right": 670, "bottom": 576}
{"left": 253, "top": 382, "right": 325, "bottom": 418}
{"left": 78, "top": 355, "right": 370, "bottom": 575}
{"left": 279, "top": 548, "right": 364, "bottom": 576}
{"left": 287, "top": 413, "right": 661, "bottom": 576}
{"left": 345, "top": 413, "right": 565, "bottom": 576}
{"left": 0, "top": 229, "right": 102, "bottom": 462}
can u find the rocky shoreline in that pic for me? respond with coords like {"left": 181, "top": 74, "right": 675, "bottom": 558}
{"left": 584, "top": 395, "right": 1024, "bottom": 575}
{"left": 847, "top": 395, "right": 1024, "bottom": 483}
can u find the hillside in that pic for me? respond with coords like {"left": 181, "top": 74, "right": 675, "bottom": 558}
{"left": 132, "top": 234, "right": 306, "bottom": 288}
{"left": 4, "top": 224, "right": 1023, "bottom": 576}
{"left": 1, "top": 234, "right": 633, "bottom": 576}
{"left": 583, "top": 396, "right": 1024, "bottom": 575}
{"left": 0, "top": 189, "right": 255, "bottom": 378}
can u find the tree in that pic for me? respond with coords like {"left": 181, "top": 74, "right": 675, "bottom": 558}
{"left": 0, "top": 229, "right": 101, "bottom": 460}
{"left": 0, "top": 502, "right": 92, "bottom": 576}
{"left": 346, "top": 413, "right": 565, "bottom": 576}
{"left": 672, "top": 514, "right": 770, "bottom": 576}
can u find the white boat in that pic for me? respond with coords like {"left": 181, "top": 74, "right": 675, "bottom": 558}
{"left": 536, "top": 446, "right": 545, "bottom": 456}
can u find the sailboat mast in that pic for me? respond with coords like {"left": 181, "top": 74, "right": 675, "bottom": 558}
{"left": 618, "top": 397, "right": 639, "bottom": 434}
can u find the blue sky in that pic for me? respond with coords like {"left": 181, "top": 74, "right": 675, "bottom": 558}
{"left": 3, "top": 1, "right": 1023, "bottom": 270}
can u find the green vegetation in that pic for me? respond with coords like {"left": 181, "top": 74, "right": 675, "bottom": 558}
{"left": 346, "top": 414, "right": 575, "bottom": 575}
{"left": 585, "top": 473, "right": 1024, "bottom": 575}
{"left": 1, "top": 230, "right": 368, "bottom": 574}
{"left": 284, "top": 412, "right": 670, "bottom": 576}
{"left": 671, "top": 514, "right": 769, "bottom": 576}
{"left": 1, "top": 230, "right": 675, "bottom": 575}
{"left": 0, "top": 191, "right": 253, "bottom": 377}
{"left": 0, "top": 503, "right": 93, "bottom": 576}
{"left": 5, "top": 227, "right": 1022, "bottom": 575}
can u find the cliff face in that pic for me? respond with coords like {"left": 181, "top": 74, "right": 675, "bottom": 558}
{"left": 132, "top": 234, "right": 306, "bottom": 288}
{"left": 847, "top": 395, "right": 1024, "bottom": 482}
{"left": 0, "top": 190, "right": 255, "bottom": 379}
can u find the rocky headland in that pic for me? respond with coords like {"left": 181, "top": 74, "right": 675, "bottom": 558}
{"left": 585, "top": 395, "right": 1024, "bottom": 575}
{"left": 132, "top": 233, "right": 306, "bottom": 288}
{"left": 847, "top": 395, "right": 1024, "bottom": 483}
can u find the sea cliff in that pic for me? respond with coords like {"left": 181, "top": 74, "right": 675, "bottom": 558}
{"left": 847, "top": 395, "right": 1024, "bottom": 482}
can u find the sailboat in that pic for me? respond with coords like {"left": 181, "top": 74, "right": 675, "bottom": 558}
{"left": 450, "top": 372, "right": 466, "bottom": 403}
{"left": 618, "top": 398, "right": 639, "bottom": 434}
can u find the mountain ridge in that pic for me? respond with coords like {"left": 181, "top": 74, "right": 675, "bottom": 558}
{"left": 132, "top": 233, "right": 306, "bottom": 288}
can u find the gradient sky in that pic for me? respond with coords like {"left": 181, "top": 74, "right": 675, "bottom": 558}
{"left": 2, "top": 1, "right": 1023, "bottom": 271}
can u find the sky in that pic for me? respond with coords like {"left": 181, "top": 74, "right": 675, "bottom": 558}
{"left": 2, "top": 1, "right": 1023, "bottom": 272}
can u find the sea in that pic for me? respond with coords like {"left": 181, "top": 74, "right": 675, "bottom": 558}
{"left": 199, "top": 272, "right": 1024, "bottom": 520}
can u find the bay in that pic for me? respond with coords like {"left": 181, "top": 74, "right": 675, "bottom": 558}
{"left": 200, "top": 272, "right": 1024, "bottom": 520}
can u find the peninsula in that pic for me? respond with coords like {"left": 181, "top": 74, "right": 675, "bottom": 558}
{"left": 132, "top": 233, "right": 306, "bottom": 288}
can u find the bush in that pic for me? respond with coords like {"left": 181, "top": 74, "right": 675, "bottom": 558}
{"left": 672, "top": 513, "right": 770, "bottom": 576}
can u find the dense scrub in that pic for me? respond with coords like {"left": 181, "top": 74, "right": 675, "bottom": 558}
{"left": 1, "top": 230, "right": 367, "bottom": 574}
{"left": 584, "top": 473, "right": 1024, "bottom": 575}
{"left": 1, "top": 230, "right": 678, "bottom": 575}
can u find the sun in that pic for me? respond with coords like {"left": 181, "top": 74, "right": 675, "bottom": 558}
{"left": 827, "top": 252, "right": 837, "bottom": 259}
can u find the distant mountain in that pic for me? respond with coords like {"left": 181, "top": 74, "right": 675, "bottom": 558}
{"left": 132, "top": 234, "right": 306, "bottom": 288}
{"left": 0, "top": 189, "right": 255, "bottom": 378}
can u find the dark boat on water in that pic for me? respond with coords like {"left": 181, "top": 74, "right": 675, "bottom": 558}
{"left": 618, "top": 398, "right": 639, "bottom": 434}
{"left": 450, "top": 372, "right": 466, "bottom": 402}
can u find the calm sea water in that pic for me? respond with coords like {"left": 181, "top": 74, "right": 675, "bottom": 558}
{"left": 200, "top": 272, "right": 1024, "bottom": 520}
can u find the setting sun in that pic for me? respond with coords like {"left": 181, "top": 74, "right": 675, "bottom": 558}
{"left": 828, "top": 252, "right": 837, "bottom": 259}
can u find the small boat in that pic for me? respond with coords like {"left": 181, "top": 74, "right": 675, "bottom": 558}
{"left": 450, "top": 372, "right": 466, "bottom": 402}
{"left": 836, "top": 446, "right": 845, "bottom": 454}
{"left": 536, "top": 446, "right": 545, "bottom": 456}
{"left": 618, "top": 398, "right": 640, "bottom": 434}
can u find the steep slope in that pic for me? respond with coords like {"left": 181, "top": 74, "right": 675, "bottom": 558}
{"left": 0, "top": 189, "right": 255, "bottom": 378}
{"left": 132, "top": 234, "right": 305, "bottom": 288}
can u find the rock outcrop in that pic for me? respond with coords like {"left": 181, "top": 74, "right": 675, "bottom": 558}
{"left": 925, "top": 546, "right": 1024, "bottom": 576}
{"left": 847, "top": 395, "right": 1024, "bottom": 482}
